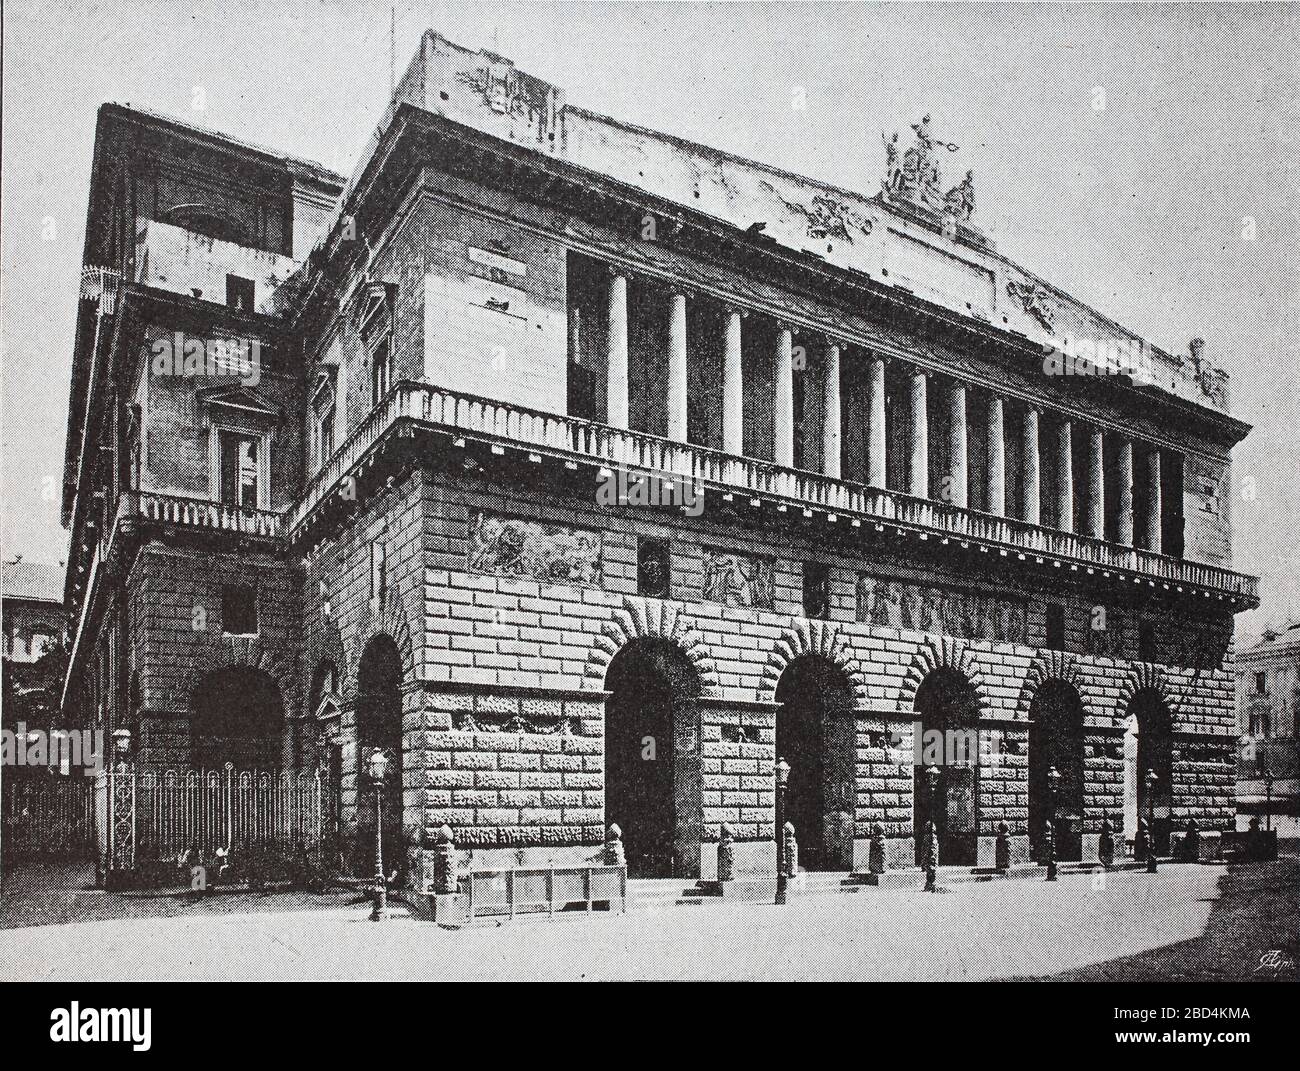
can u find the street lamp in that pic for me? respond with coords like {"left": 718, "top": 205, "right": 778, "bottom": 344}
{"left": 774, "top": 757, "right": 790, "bottom": 905}
{"left": 923, "top": 763, "right": 941, "bottom": 892}
{"left": 112, "top": 728, "right": 132, "bottom": 772}
{"left": 1261, "top": 760, "right": 1274, "bottom": 834}
{"left": 367, "top": 748, "right": 390, "bottom": 921}
{"left": 1143, "top": 768, "right": 1158, "bottom": 874}
{"left": 1045, "top": 765, "right": 1061, "bottom": 881}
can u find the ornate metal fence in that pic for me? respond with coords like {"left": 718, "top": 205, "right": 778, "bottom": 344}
{"left": 1, "top": 776, "right": 97, "bottom": 861}
{"left": 102, "top": 766, "right": 335, "bottom": 879}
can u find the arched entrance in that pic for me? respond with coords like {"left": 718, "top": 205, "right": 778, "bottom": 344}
{"left": 1126, "top": 689, "right": 1173, "bottom": 855}
{"left": 604, "top": 639, "right": 702, "bottom": 878}
{"left": 774, "top": 655, "right": 855, "bottom": 870}
{"left": 355, "top": 637, "right": 404, "bottom": 877}
{"left": 189, "top": 667, "right": 285, "bottom": 769}
{"left": 1028, "top": 680, "right": 1085, "bottom": 862}
{"left": 914, "top": 668, "right": 982, "bottom": 866}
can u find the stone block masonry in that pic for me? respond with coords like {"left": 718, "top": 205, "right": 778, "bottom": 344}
{"left": 293, "top": 458, "right": 1241, "bottom": 879}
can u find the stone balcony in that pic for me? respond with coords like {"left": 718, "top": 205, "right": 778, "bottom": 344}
{"left": 291, "top": 381, "right": 1259, "bottom": 607}
{"left": 130, "top": 491, "right": 284, "bottom": 539}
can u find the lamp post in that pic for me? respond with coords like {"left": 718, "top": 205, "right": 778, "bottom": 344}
{"left": 1262, "top": 761, "right": 1274, "bottom": 834}
{"left": 112, "top": 728, "right": 132, "bottom": 773}
{"left": 1045, "top": 765, "right": 1061, "bottom": 881}
{"left": 775, "top": 757, "right": 790, "bottom": 905}
{"left": 1144, "top": 768, "right": 1158, "bottom": 874}
{"left": 923, "top": 763, "right": 941, "bottom": 891}
{"left": 368, "top": 748, "right": 390, "bottom": 921}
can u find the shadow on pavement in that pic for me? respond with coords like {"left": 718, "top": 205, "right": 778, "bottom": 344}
{"left": 1007, "top": 858, "right": 1300, "bottom": 982}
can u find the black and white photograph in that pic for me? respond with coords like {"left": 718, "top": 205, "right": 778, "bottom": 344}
{"left": 0, "top": 0, "right": 1296, "bottom": 1030}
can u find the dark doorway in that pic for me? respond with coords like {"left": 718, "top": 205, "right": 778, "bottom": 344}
{"left": 1028, "top": 681, "right": 1086, "bottom": 862}
{"left": 189, "top": 667, "right": 285, "bottom": 769}
{"left": 604, "top": 639, "right": 701, "bottom": 878}
{"left": 914, "top": 668, "right": 982, "bottom": 865}
{"left": 1130, "top": 689, "right": 1173, "bottom": 855}
{"left": 355, "top": 636, "right": 404, "bottom": 878}
{"left": 774, "top": 656, "right": 854, "bottom": 870}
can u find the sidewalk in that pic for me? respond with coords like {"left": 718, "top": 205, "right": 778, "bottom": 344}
{"left": 1, "top": 860, "right": 1294, "bottom": 981}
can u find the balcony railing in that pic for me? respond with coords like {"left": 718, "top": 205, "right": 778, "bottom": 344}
{"left": 131, "top": 491, "right": 283, "bottom": 538}
{"left": 291, "top": 380, "right": 1259, "bottom": 603}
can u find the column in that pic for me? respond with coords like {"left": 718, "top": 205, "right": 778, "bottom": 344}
{"left": 606, "top": 272, "right": 628, "bottom": 430}
{"left": 667, "top": 291, "right": 688, "bottom": 442}
{"left": 867, "top": 355, "right": 887, "bottom": 488}
{"left": 1086, "top": 426, "right": 1105, "bottom": 539}
{"left": 1022, "top": 405, "right": 1040, "bottom": 524}
{"left": 821, "top": 340, "right": 841, "bottom": 478}
{"left": 948, "top": 380, "right": 967, "bottom": 508}
{"left": 907, "top": 366, "right": 929, "bottom": 499}
{"left": 1145, "top": 447, "right": 1162, "bottom": 553}
{"left": 1056, "top": 418, "right": 1073, "bottom": 531}
{"left": 986, "top": 395, "right": 1005, "bottom": 517}
{"left": 1117, "top": 437, "right": 1134, "bottom": 546}
{"left": 722, "top": 308, "right": 744, "bottom": 455}
{"left": 774, "top": 325, "right": 794, "bottom": 467}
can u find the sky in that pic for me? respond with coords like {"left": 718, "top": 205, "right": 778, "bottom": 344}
{"left": 2, "top": 1, "right": 1297, "bottom": 637}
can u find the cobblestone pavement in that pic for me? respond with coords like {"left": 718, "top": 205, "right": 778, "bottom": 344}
{"left": 1, "top": 861, "right": 1295, "bottom": 981}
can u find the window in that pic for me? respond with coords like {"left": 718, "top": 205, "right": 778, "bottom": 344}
{"left": 1250, "top": 711, "right": 1271, "bottom": 738}
{"left": 637, "top": 538, "right": 670, "bottom": 598}
{"left": 1256, "top": 672, "right": 1268, "bottom": 696}
{"left": 1139, "top": 622, "right": 1158, "bottom": 663}
{"left": 226, "top": 274, "right": 255, "bottom": 312}
{"left": 803, "top": 562, "right": 831, "bottom": 619}
{"left": 1045, "top": 603, "right": 1066, "bottom": 651}
{"left": 358, "top": 281, "right": 396, "bottom": 410}
{"left": 370, "top": 336, "right": 391, "bottom": 407}
{"left": 317, "top": 402, "right": 336, "bottom": 465}
{"left": 217, "top": 429, "right": 263, "bottom": 508}
{"left": 222, "top": 585, "right": 258, "bottom": 636}
{"left": 370, "top": 542, "right": 387, "bottom": 609}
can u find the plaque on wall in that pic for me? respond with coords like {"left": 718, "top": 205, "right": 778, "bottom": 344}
{"left": 468, "top": 511, "right": 603, "bottom": 587}
{"left": 702, "top": 548, "right": 775, "bottom": 609}
{"left": 857, "top": 574, "right": 1026, "bottom": 643}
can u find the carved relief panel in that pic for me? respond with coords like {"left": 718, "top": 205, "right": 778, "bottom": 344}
{"left": 856, "top": 574, "right": 1026, "bottom": 643}
{"left": 468, "top": 511, "right": 603, "bottom": 587}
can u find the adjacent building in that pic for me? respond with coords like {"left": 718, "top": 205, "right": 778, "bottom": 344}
{"left": 60, "top": 31, "right": 1258, "bottom": 884}
{"left": 2, "top": 559, "right": 66, "bottom": 663}
{"left": 1236, "top": 623, "right": 1299, "bottom": 819}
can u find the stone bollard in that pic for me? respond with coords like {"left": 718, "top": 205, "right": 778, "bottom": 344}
{"left": 923, "top": 820, "right": 938, "bottom": 892}
{"left": 1098, "top": 815, "right": 1115, "bottom": 869}
{"left": 994, "top": 822, "right": 1010, "bottom": 872}
{"left": 782, "top": 822, "right": 798, "bottom": 878}
{"left": 717, "top": 823, "right": 735, "bottom": 883}
{"left": 604, "top": 823, "right": 626, "bottom": 867}
{"left": 434, "top": 824, "right": 458, "bottom": 895}
{"left": 1135, "top": 818, "right": 1149, "bottom": 862}
{"left": 869, "top": 822, "right": 887, "bottom": 875}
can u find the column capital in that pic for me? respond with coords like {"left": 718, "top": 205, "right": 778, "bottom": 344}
{"left": 606, "top": 264, "right": 630, "bottom": 280}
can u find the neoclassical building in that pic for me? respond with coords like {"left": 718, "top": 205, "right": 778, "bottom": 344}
{"left": 61, "top": 31, "right": 1257, "bottom": 882}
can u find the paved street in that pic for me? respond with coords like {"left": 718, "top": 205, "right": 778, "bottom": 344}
{"left": 1, "top": 861, "right": 1295, "bottom": 981}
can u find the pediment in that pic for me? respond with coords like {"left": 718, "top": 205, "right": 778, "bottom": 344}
{"left": 196, "top": 384, "right": 283, "bottom": 422}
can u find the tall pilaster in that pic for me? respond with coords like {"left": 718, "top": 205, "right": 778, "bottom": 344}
{"left": 722, "top": 307, "right": 744, "bottom": 455}
{"left": 821, "top": 341, "right": 841, "bottom": 478}
{"left": 606, "top": 272, "right": 628, "bottom": 430}
{"left": 667, "top": 291, "right": 688, "bottom": 443}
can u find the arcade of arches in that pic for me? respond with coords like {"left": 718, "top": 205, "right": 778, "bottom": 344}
{"left": 182, "top": 639, "right": 1182, "bottom": 878}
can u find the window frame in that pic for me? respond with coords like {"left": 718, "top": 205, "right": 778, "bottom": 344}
{"left": 210, "top": 421, "right": 271, "bottom": 511}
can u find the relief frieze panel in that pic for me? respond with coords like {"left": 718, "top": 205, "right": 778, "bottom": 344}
{"left": 701, "top": 548, "right": 775, "bottom": 610}
{"left": 468, "top": 511, "right": 603, "bottom": 587}
{"left": 857, "top": 574, "right": 1026, "bottom": 643}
